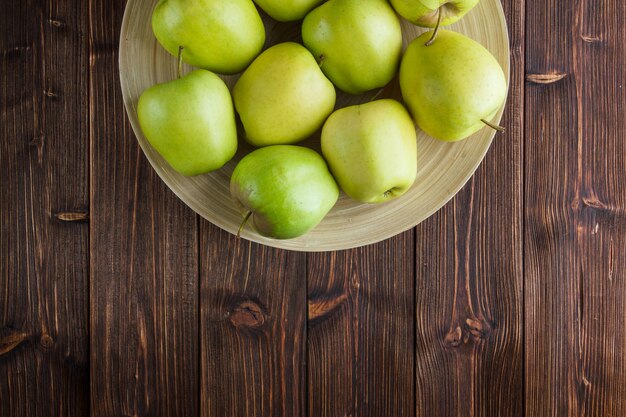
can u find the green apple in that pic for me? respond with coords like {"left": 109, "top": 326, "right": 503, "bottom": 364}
{"left": 399, "top": 30, "right": 507, "bottom": 142}
{"left": 152, "top": 0, "right": 265, "bottom": 74}
{"left": 389, "top": 0, "right": 479, "bottom": 27}
{"left": 253, "top": 0, "right": 326, "bottom": 22}
{"left": 230, "top": 145, "right": 339, "bottom": 239}
{"left": 137, "top": 70, "right": 237, "bottom": 176}
{"left": 321, "top": 99, "right": 417, "bottom": 203}
{"left": 302, "top": 0, "right": 402, "bottom": 94}
{"left": 233, "top": 42, "right": 336, "bottom": 147}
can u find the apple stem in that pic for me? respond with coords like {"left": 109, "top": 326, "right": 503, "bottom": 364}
{"left": 369, "top": 88, "right": 384, "bottom": 102}
{"left": 425, "top": 8, "right": 442, "bottom": 46}
{"left": 237, "top": 211, "right": 252, "bottom": 239}
{"left": 318, "top": 54, "right": 326, "bottom": 69}
{"left": 481, "top": 119, "right": 506, "bottom": 133}
{"left": 177, "top": 46, "right": 185, "bottom": 79}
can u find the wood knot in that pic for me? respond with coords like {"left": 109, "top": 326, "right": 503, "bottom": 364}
{"left": 39, "top": 334, "right": 55, "bottom": 350}
{"left": 229, "top": 301, "right": 267, "bottom": 329}
{"left": 54, "top": 211, "right": 89, "bottom": 223}
{"left": 44, "top": 89, "right": 59, "bottom": 99}
{"left": 443, "top": 326, "right": 463, "bottom": 348}
{"left": 465, "top": 318, "right": 491, "bottom": 339}
{"left": 582, "top": 196, "right": 608, "bottom": 210}
{"left": 308, "top": 293, "right": 348, "bottom": 323}
{"left": 47, "top": 19, "right": 66, "bottom": 28}
{"left": 526, "top": 72, "right": 567, "bottom": 84}
{"left": 0, "top": 329, "right": 29, "bottom": 356}
{"left": 580, "top": 34, "right": 602, "bottom": 43}
{"left": 443, "top": 318, "right": 493, "bottom": 348}
{"left": 575, "top": 195, "right": 621, "bottom": 217}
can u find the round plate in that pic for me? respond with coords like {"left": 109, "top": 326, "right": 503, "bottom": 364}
{"left": 119, "top": 0, "right": 510, "bottom": 252}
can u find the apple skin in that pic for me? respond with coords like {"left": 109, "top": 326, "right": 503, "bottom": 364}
{"left": 230, "top": 145, "right": 339, "bottom": 239}
{"left": 152, "top": 0, "right": 265, "bottom": 75}
{"left": 389, "top": 0, "right": 480, "bottom": 27}
{"left": 399, "top": 30, "right": 507, "bottom": 142}
{"left": 233, "top": 42, "right": 336, "bottom": 147}
{"left": 253, "top": 0, "right": 326, "bottom": 22}
{"left": 137, "top": 70, "right": 238, "bottom": 176}
{"left": 321, "top": 99, "right": 417, "bottom": 203}
{"left": 302, "top": 0, "right": 402, "bottom": 94}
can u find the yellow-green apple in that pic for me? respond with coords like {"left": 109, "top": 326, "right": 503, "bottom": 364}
{"left": 233, "top": 42, "right": 336, "bottom": 147}
{"left": 152, "top": 0, "right": 265, "bottom": 74}
{"left": 230, "top": 145, "right": 339, "bottom": 239}
{"left": 321, "top": 99, "right": 417, "bottom": 203}
{"left": 390, "top": 0, "right": 479, "bottom": 27}
{"left": 399, "top": 30, "right": 507, "bottom": 141}
{"left": 302, "top": 0, "right": 402, "bottom": 94}
{"left": 137, "top": 70, "right": 237, "bottom": 176}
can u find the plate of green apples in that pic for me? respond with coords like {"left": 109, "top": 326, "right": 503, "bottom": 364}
{"left": 119, "top": 0, "right": 510, "bottom": 251}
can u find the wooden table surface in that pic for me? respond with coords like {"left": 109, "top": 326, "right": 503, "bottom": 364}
{"left": 2, "top": 0, "right": 625, "bottom": 416}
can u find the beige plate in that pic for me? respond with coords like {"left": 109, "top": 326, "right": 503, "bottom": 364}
{"left": 119, "top": 0, "right": 510, "bottom": 252}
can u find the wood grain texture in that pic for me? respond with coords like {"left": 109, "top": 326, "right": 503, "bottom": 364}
{"left": 307, "top": 235, "right": 415, "bottom": 417}
{"left": 200, "top": 224, "right": 306, "bottom": 417}
{"left": 88, "top": 0, "right": 199, "bottom": 415}
{"left": 4, "top": 0, "right": 626, "bottom": 415}
{"left": 413, "top": 0, "right": 525, "bottom": 414}
{"left": 0, "top": 0, "right": 90, "bottom": 415}
{"left": 524, "top": 0, "right": 626, "bottom": 415}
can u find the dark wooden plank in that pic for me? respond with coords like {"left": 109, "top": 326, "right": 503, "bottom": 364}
{"left": 1, "top": 0, "right": 90, "bottom": 415}
{"left": 524, "top": 0, "right": 626, "bottom": 415}
{"left": 88, "top": 0, "right": 199, "bottom": 415}
{"left": 414, "top": 0, "right": 525, "bottom": 414}
{"left": 307, "top": 236, "right": 415, "bottom": 417}
{"left": 200, "top": 225, "right": 306, "bottom": 417}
